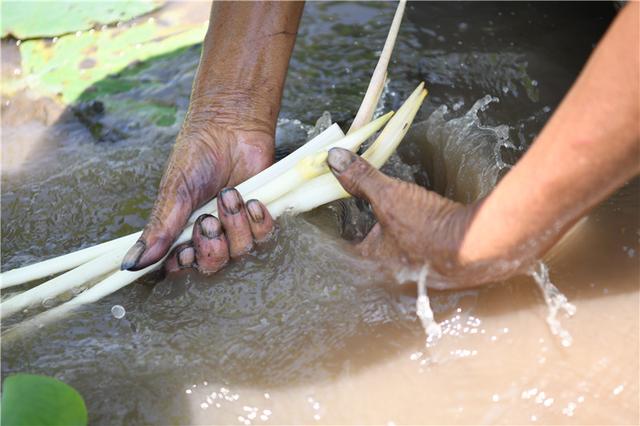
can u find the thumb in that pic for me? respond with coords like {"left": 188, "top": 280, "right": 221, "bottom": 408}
{"left": 121, "top": 175, "right": 195, "bottom": 271}
{"left": 327, "top": 147, "right": 397, "bottom": 225}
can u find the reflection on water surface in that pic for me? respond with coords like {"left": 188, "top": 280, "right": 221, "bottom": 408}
{"left": 1, "top": 1, "right": 637, "bottom": 425}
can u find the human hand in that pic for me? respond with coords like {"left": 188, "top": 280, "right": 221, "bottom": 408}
{"left": 121, "top": 119, "right": 274, "bottom": 272}
{"left": 326, "top": 147, "right": 525, "bottom": 289}
{"left": 162, "top": 188, "right": 275, "bottom": 274}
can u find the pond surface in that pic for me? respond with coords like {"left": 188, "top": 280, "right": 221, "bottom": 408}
{"left": 2, "top": 1, "right": 638, "bottom": 425}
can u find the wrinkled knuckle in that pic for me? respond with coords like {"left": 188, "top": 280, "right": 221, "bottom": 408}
{"left": 349, "top": 164, "right": 376, "bottom": 193}
{"left": 406, "top": 183, "right": 427, "bottom": 203}
{"left": 374, "top": 185, "right": 393, "bottom": 203}
{"left": 361, "top": 163, "right": 378, "bottom": 180}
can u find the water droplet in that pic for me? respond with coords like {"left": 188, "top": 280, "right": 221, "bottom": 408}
{"left": 42, "top": 298, "right": 55, "bottom": 308}
{"left": 111, "top": 305, "right": 125, "bottom": 319}
{"left": 613, "top": 384, "right": 625, "bottom": 395}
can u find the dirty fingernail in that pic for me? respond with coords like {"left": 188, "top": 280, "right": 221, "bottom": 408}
{"left": 327, "top": 147, "right": 356, "bottom": 173}
{"left": 177, "top": 246, "right": 195, "bottom": 268}
{"left": 200, "top": 215, "right": 221, "bottom": 239}
{"left": 121, "top": 240, "right": 146, "bottom": 270}
{"left": 220, "top": 188, "right": 241, "bottom": 214}
{"left": 246, "top": 200, "right": 264, "bottom": 223}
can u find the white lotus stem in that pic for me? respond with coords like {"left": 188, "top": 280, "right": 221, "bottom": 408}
{"left": 269, "top": 84, "right": 427, "bottom": 217}
{"left": 0, "top": 113, "right": 395, "bottom": 319}
{"left": 363, "top": 83, "right": 425, "bottom": 168}
{"left": 0, "top": 234, "right": 139, "bottom": 290}
{"left": 0, "top": 112, "right": 397, "bottom": 319}
{"left": 1, "top": 0, "right": 413, "bottom": 329}
{"left": 4, "top": 84, "right": 427, "bottom": 334}
{"left": 0, "top": 124, "right": 347, "bottom": 317}
{"left": 1, "top": 250, "right": 124, "bottom": 318}
{"left": 187, "top": 123, "right": 345, "bottom": 220}
{"left": 1, "top": 0, "right": 407, "bottom": 289}
{"left": 348, "top": 0, "right": 406, "bottom": 133}
{"left": 245, "top": 111, "right": 393, "bottom": 205}
{"left": 0, "top": 124, "right": 345, "bottom": 290}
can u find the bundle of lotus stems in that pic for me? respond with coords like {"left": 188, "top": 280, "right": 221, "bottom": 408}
{"left": 1, "top": 0, "right": 428, "bottom": 329}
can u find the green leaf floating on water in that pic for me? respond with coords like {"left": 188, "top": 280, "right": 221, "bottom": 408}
{"left": 16, "top": 18, "right": 206, "bottom": 103}
{"left": 1, "top": 374, "right": 88, "bottom": 426}
{"left": 1, "top": 1, "right": 162, "bottom": 39}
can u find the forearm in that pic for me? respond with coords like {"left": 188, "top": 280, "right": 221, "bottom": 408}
{"left": 185, "top": 1, "right": 304, "bottom": 135}
{"left": 460, "top": 3, "right": 639, "bottom": 269}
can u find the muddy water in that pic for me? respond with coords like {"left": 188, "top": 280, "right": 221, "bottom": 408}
{"left": 2, "top": 2, "right": 638, "bottom": 425}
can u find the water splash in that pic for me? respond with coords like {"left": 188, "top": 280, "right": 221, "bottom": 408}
{"left": 529, "top": 262, "right": 576, "bottom": 347}
{"left": 408, "top": 95, "right": 515, "bottom": 205}
{"left": 396, "top": 266, "right": 442, "bottom": 344}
